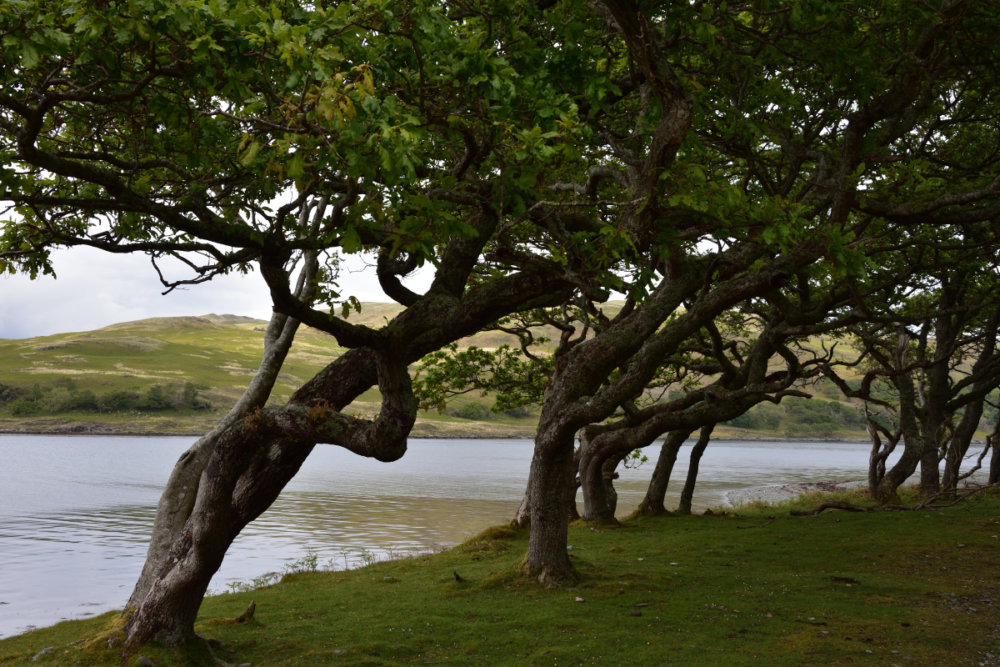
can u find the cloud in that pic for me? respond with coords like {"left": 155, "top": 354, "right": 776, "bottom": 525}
{"left": 0, "top": 247, "right": 432, "bottom": 339}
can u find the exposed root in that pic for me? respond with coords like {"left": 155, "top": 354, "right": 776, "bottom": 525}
{"left": 234, "top": 601, "right": 256, "bottom": 624}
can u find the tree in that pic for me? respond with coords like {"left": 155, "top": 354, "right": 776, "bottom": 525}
{"left": 516, "top": 0, "right": 1000, "bottom": 581}
{"left": 4, "top": 0, "right": 1000, "bottom": 650}
{"left": 823, "top": 253, "right": 1000, "bottom": 502}
{"left": 0, "top": 0, "right": 620, "bottom": 648}
{"left": 413, "top": 0, "right": 1000, "bottom": 582}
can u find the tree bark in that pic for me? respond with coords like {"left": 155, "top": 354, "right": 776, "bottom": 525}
{"left": 636, "top": 430, "right": 690, "bottom": 515}
{"left": 512, "top": 447, "right": 581, "bottom": 528}
{"left": 865, "top": 417, "right": 900, "bottom": 499}
{"left": 942, "top": 399, "right": 983, "bottom": 494}
{"left": 578, "top": 429, "right": 622, "bottom": 524}
{"left": 677, "top": 424, "right": 714, "bottom": 515}
{"left": 122, "top": 347, "right": 417, "bottom": 648}
{"left": 989, "top": 438, "right": 999, "bottom": 486}
{"left": 523, "top": 424, "right": 579, "bottom": 584}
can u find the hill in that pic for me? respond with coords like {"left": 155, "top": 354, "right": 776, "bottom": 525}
{"left": 0, "top": 305, "right": 878, "bottom": 440}
{"left": 0, "top": 307, "right": 541, "bottom": 437}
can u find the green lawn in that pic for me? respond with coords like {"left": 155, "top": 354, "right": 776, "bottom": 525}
{"left": 3, "top": 489, "right": 997, "bottom": 665}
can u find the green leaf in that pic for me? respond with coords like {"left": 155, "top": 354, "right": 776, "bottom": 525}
{"left": 287, "top": 152, "right": 306, "bottom": 180}
{"left": 239, "top": 140, "right": 262, "bottom": 167}
{"left": 21, "top": 42, "right": 40, "bottom": 68}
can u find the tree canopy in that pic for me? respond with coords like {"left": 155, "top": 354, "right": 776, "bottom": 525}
{"left": 3, "top": 0, "right": 1000, "bottom": 653}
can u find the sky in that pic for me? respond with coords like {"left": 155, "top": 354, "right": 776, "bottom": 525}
{"left": 0, "top": 247, "right": 424, "bottom": 339}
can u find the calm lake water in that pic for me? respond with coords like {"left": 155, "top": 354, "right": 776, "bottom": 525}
{"left": 0, "top": 434, "right": 904, "bottom": 639}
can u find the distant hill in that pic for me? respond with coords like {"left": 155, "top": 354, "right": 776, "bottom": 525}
{"left": 0, "top": 307, "right": 541, "bottom": 437}
{"left": 0, "top": 304, "right": 884, "bottom": 440}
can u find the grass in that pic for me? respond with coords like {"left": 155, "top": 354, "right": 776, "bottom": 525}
{"left": 3, "top": 489, "right": 998, "bottom": 665}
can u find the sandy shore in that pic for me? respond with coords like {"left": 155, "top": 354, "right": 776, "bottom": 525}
{"left": 725, "top": 480, "right": 867, "bottom": 506}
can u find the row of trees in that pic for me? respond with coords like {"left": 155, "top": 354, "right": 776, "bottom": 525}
{"left": 2, "top": 0, "right": 999, "bottom": 653}
{"left": 0, "top": 381, "right": 211, "bottom": 415}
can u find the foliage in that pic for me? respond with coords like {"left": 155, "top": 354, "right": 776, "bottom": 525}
{"left": 450, "top": 400, "right": 492, "bottom": 421}
{"left": 0, "top": 381, "right": 210, "bottom": 416}
{"left": 414, "top": 342, "right": 553, "bottom": 415}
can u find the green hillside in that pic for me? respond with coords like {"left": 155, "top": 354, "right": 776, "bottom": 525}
{"left": 0, "top": 308, "right": 542, "bottom": 437}
{"left": 0, "top": 305, "right": 883, "bottom": 440}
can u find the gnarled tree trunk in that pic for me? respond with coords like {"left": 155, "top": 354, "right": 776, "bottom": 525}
{"left": 636, "top": 430, "right": 690, "bottom": 515}
{"left": 677, "top": 424, "right": 713, "bottom": 515}
{"left": 122, "top": 348, "right": 417, "bottom": 648}
{"left": 117, "top": 265, "right": 573, "bottom": 648}
{"left": 523, "top": 422, "right": 579, "bottom": 584}
{"left": 578, "top": 429, "right": 625, "bottom": 524}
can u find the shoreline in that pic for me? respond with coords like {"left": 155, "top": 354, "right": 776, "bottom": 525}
{"left": 725, "top": 480, "right": 868, "bottom": 507}
{"left": 0, "top": 425, "right": 872, "bottom": 443}
{"left": 0, "top": 428, "right": 869, "bottom": 447}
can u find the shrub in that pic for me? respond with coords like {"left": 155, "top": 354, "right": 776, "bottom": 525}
{"left": 453, "top": 401, "right": 491, "bottom": 420}
{"left": 0, "top": 383, "right": 21, "bottom": 404}
{"left": 9, "top": 397, "right": 42, "bottom": 416}
{"left": 99, "top": 390, "right": 139, "bottom": 413}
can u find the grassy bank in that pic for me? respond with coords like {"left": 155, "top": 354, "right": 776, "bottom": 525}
{"left": 3, "top": 490, "right": 998, "bottom": 665}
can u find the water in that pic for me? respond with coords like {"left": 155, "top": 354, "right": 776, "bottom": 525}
{"left": 0, "top": 434, "right": 905, "bottom": 638}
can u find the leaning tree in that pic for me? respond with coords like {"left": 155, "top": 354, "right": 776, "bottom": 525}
{"left": 513, "top": 0, "right": 1000, "bottom": 582}
{"left": 0, "top": 0, "right": 634, "bottom": 648}
{"left": 821, "top": 230, "right": 1000, "bottom": 503}
{"left": 402, "top": 0, "right": 1000, "bottom": 583}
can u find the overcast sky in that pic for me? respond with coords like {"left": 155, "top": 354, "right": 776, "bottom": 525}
{"left": 0, "top": 247, "right": 420, "bottom": 339}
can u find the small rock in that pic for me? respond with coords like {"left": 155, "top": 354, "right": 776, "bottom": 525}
{"left": 575, "top": 597, "right": 585, "bottom": 603}
{"left": 630, "top": 610, "right": 642, "bottom": 617}
{"left": 382, "top": 576, "right": 398, "bottom": 583}
{"left": 132, "top": 657, "right": 157, "bottom": 667}
{"left": 31, "top": 647, "right": 53, "bottom": 662}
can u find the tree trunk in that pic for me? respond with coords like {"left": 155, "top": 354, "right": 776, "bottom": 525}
{"left": 116, "top": 268, "right": 574, "bottom": 648}
{"left": 942, "top": 399, "right": 983, "bottom": 493}
{"left": 876, "top": 362, "right": 938, "bottom": 504}
{"left": 875, "top": 399, "right": 923, "bottom": 504}
{"left": 989, "top": 439, "right": 999, "bottom": 486}
{"left": 918, "top": 438, "right": 942, "bottom": 496}
{"left": 579, "top": 448, "right": 622, "bottom": 524}
{"left": 601, "top": 455, "right": 621, "bottom": 518}
{"left": 523, "top": 424, "right": 579, "bottom": 584}
{"left": 677, "top": 425, "right": 713, "bottom": 515}
{"left": 578, "top": 430, "right": 621, "bottom": 524}
{"left": 636, "top": 430, "right": 690, "bottom": 515}
{"left": 123, "top": 344, "right": 417, "bottom": 648}
{"left": 513, "top": 447, "right": 581, "bottom": 527}
{"left": 866, "top": 422, "right": 899, "bottom": 499}
{"left": 121, "top": 255, "right": 320, "bottom": 644}
{"left": 124, "top": 432, "right": 312, "bottom": 646}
